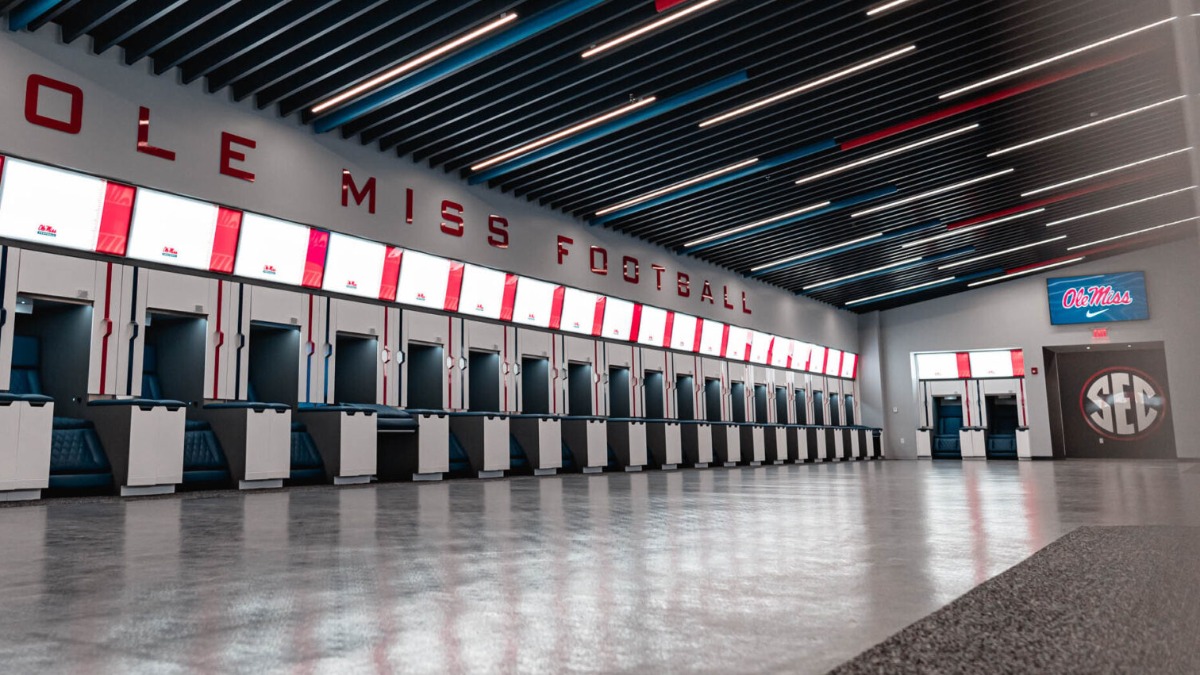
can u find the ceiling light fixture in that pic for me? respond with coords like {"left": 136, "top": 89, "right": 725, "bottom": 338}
{"left": 683, "top": 200, "right": 832, "bottom": 248}
{"left": 804, "top": 257, "right": 923, "bottom": 290}
{"left": 938, "top": 235, "right": 1067, "bottom": 269}
{"left": 851, "top": 169, "right": 1014, "bottom": 218}
{"left": 967, "top": 258, "right": 1085, "bottom": 287}
{"left": 938, "top": 17, "right": 1175, "bottom": 100}
{"left": 1020, "top": 148, "right": 1190, "bottom": 196}
{"left": 595, "top": 157, "right": 759, "bottom": 216}
{"left": 901, "top": 208, "right": 1045, "bottom": 248}
{"left": 987, "top": 96, "right": 1184, "bottom": 157}
{"left": 751, "top": 232, "right": 885, "bottom": 272}
{"left": 1066, "top": 217, "right": 1199, "bottom": 250}
{"left": 582, "top": 0, "right": 722, "bottom": 59}
{"left": 794, "top": 124, "right": 979, "bottom": 186}
{"left": 699, "top": 45, "right": 917, "bottom": 128}
{"left": 471, "top": 97, "right": 657, "bottom": 171}
{"left": 846, "top": 277, "right": 957, "bottom": 306}
{"left": 866, "top": 0, "right": 921, "bottom": 17}
{"left": 312, "top": 13, "right": 518, "bottom": 114}
{"left": 1044, "top": 186, "right": 1196, "bottom": 226}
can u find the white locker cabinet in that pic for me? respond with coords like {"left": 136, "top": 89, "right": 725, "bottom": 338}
{"left": 608, "top": 419, "right": 648, "bottom": 470}
{"left": 815, "top": 426, "right": 829, "bottom": 461}
{"left": 605, "top": 342, "right": 641, "bottom": 418}
{"left": 321, "top": 298, "right": 399, "bottom": 407}
{"left": 739, "top": 424, "right": 766, "bottom": 465}
{"left": 198, "top": 406, "right": 291, "bottom": 487}
{"left": 402, "top": 310, "right": 461, "bottom": 411}
{"left": 0, "top": 398, "right": 53, "bottom": 499}
{"left": 376, "top": 411, "right": 450, "bottom": 481}
{"left": 670, "top": 352, "right": 702, "bottom": 423}
{"left": 916, "top": 428, "right": 933, "bottom": 459}
{"left": 449, "top": 413, "right": 510, "bottom": 478}
{"left": 960, "top": 428, "right": 987, "bottom": 459}
{"left": 296, "top": 407, "right": 378, "bottom": 483}
{"left": 712, "top": 423, "right": 741, "bottom": 466}
{"left": 679, "top": 422, "right": 713, "bottom": 467}
{"left": 510, "top": 415, "right": 561, "bottom": 475}
{"left": 562, "top": 417, "right": 606, "bottom": 473}
{"left": 645, "top": 420, "right": 681, "bottom": 469}
{"left": 1017, "top": 428, "right": 1033, "bottom": 459}
{"left": 87, "top": 402, "right": 186, "bottom": 496}
{"left": 765, "top": 425, "right": 789, "bottom": 464}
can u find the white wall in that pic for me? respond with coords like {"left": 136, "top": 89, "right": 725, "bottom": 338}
{"left": 862, "top": 241, "right": 1200, "bottom": 459}
{"left": 0, "top": 29, "right": 858, "bottom": 352}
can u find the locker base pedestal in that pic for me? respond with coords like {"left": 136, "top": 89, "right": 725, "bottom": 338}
{"left": 413, "top": 472, "right": 443, "bottom": 482}
{"left": 239, "top": 479, "right": 282, "bottom": 490}
{"left": 334, "top": 475, "right": 371, "bottom": 485}
{"left": 661, "top": 464, "right": 678, "bottom": 471}
{"left": 120, "top": 484, "right": 174, "bottom": 497}
{"left": 533, "top": 468, "right": 557, "bottom": 476}
{"left": 0, "top": 489, "right": 40, "bottom": 502}
{"left": 749, "top": 461, "right": 762, "bottom": 467}
{"left": 722, "top": 461, "right": 737, "bottom": 467}
{"left": 582, "top": 466, "right": 603, "bottom": 474}
{"left": 624, "top": 466, "right": 642, "bottom": 472}
{"left": 695, "top": 462, "right": 709, "bottom": 469}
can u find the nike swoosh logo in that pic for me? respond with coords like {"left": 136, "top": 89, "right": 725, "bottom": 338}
{"left": 1085, "top": 309, "right": 1109, "bottom": 318}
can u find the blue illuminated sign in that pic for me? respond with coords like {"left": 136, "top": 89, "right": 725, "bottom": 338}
{"left": 1047, "top": 272, "right": 1149, "bottom": 325}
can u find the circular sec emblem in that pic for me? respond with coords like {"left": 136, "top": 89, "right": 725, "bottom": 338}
{"left": 1078, "top": 367, "right": 1167, "bottom": 441}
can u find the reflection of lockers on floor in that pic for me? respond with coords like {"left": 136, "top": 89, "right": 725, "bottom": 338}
{"left": 1046, "top": 344, "right": 1175, "bottom": 458}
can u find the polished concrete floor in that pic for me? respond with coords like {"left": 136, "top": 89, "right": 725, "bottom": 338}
{"left": 1, "top": 460, "right": 1198, "bottom": 674}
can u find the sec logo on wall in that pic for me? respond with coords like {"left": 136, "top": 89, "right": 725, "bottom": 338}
{"left": 1079, "top": 367, "right": 1168, "bottom": 442}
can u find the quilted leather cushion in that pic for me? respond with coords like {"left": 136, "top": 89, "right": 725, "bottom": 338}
{"left": 184, "top": 426, "right": 228, "bottom": 471}
{"left": 448, "top": 433, "right": 471, "bottom": 473}
{"left": 989, "top": 435, "right": 1017, "bottom": 452}
{"left": 50, "top": 424, "right": 111, "bottom": 474}
{"left": 509, "top": 435, "right": 528, "bottom": 469}
{"left": 933, "top": 436, "right": 960, "bottom": 452}
{"left": 290, "top": 429, "right": 323, "bottom": 470}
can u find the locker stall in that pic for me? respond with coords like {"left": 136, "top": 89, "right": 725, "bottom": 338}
{"left": 701, "top": 356, "right": 739, "bottom": 467}
{"left": 914, "top": 350, "right": 1028, "bottom": 460}
{"left": 560, "top": 325, "right": 607, "bottom": 473}
{"left": 728, "top": 358, "right": 765, "bottom": 467}
{"left": 671, "top": 352, "right": 712, "bottom": 468}
{"left": 640, "top": 346, "right": 680, "bottom": 470}
{"left": 388, "top": 306, "right": 457, "bottom": 480}
{"left": 605, "top": 339, "right": 648, "bottom": 471}
{"left": 6, "top": 250, "right": 185, "bottom": 496}
{"left": 453, "top": 318, "right": 512, "bottom": 479}
{"left": 509, "top": 325, "right": 563, "bottom": 476}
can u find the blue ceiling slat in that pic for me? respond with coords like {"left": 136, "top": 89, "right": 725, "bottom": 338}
{"left": 847, "top": 267, "right": 1004, "bottom": 307}
{"left": 7, "top": 0, "right": 63, "bottom": 31}
{"left": 312, "top": 0, "right": 608, "bottom": 134}
{"left": 683, "top": 186, "right": 900, "bottom": 254}
{"left": 750, "top": 219, "right": 946, "bottom": 277}
{"left": 468, "top": 71, "right": 750, "bottom": 185}
{"left": 798, "top": 245, "right": 977, "bottom": 294}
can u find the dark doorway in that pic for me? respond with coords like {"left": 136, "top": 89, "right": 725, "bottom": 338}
{"left": 794, "top": 389, "right": 807, "bottom": 425}
{"left": 844, "top": 394, "right": 856, "bottom": 426}
{"left": 731, "top": 382, "right": 747, "bottom": 423}
{"left": 609, "top": 366, "right": 631, "bottom": 418}
{"left": 812, "top": 391, "right": 825, "bottom": 425}
{"left": 829, "top": 393, "right": 841, "bottom": 426}
{"left": 985, "top": 395, "right": 1019, "bottom": 459}
{"left": 643, "top": 370, "right": 664, "bottom": 419}
{"left": 406, "top": 342, "right": 444, "bottom": 410}
{"left": 335, "top": 333, "right": 377, "bottom": 405}
{"left": 676, "top": 375, "right": 695, "bottom": 420}
{"left": 775, "top": 387, "right": 789, "bottom": 425}
{"left": 468, "top": 350, "right": 501, "bottom": 412}
{"left": 521, "top": 357, "right": 550, "bottom": 414}
{"left": 248, "top": 323, "right": 301, "bottom": 406}
{"left": 567, "top": 362, "right": 593, "bottom": 416}
{"left": 705, "top": 378, "right": 722, "bottom": 422}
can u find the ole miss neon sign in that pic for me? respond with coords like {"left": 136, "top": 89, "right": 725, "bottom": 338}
{"left": 21, "top": 72, "right": 753, "bottom": 316}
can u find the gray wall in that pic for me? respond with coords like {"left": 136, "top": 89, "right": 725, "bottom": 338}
{"left": 0, "top": 29, "right": 858, "bottom": 353}
{"left": 862, "top": 241, "right": 1200, "bottom": 459}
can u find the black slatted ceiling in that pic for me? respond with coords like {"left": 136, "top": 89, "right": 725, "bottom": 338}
{"left": 3, "top": 0, "right": 1193, "bottom": 312}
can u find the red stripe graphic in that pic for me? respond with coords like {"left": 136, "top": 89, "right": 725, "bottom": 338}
{"left": 663, "top": 311, "right": 675, "bottom": 348}
{"left": 213, "top": 280, "right": 224, "bottom": 399}
{"left": 444, "top": 262, "right": 465, "bottom": 313}
{"left": 841, "top": 49, "right": 1141, "bottom": 151}
{"left": 0, "top": 156, "right": 6, "bottom": 182}
{"left": 301, "top": 229, "right": 329, "bottom": 288}
{"left": 549, "top": 286, "right": 566, "bottom": 330}
{"left": 719, "top": 324, "right": 730, "bottom": 358}
{"left": 656, "top": 0, "right": 690, "bottom": 10}
{"left": 98, "top": 263, "right": 114, "bottom": 394}
{"left": 630, "top": 303, "right": 643, "bottom": 342}
{"left": 956, "top": 352, "right": 972, "bottom": 378}
{"left": 591, "top": 296, "right": 606, "bottom": 337}
{"left": 379, "top": 247, "right": 402, "bottom": 301}
{"left": 209, "top": 207, "right": 242, "bottom": 274}
{"left": 692, "top": 319, "right": 703, "bottom": 353}
{"left": 499, "top": 273, "right": 519, "bottom": 322}
{"left": 95, "top": 183, "right": 136, "bottom": 256}
{"left": 851, "top": 354, "right": 859, "bottom": 380}
{"left": 1010, "top": 350, "right": 1025, "bottom": 378}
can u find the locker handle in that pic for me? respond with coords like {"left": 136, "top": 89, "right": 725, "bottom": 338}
{"left": 101, "top": 318, "right": 113, "bottom": 338}
{"left": 214, "top": 330, "right": 225, "bottom": 349}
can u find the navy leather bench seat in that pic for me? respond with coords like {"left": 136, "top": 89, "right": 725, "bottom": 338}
{"left": 289, "top": 421, "right": 325, "bottom": 482}
{"left": 933, "top": 401, "right": 963, "bottom": 459}
{"left": 182, "top": 419, "right": 231, "bottom": 485}
{"left": 447, "top": 432, "right": 472, "bottom": 474}
{"left": 10, "top": 336, "right": 113, "bottom": 490}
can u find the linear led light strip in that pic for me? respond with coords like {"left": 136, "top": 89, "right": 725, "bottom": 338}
{"left": 938, "top": 235, "right": 1066, "bottom": 270}
{"left": 846, "top": 277, "right": 956, "bottom": 306}
{"left": 471, "top": 97, "right": 657, "bottom": 171}
{"left": 1021, "top": 148, "right": 1190, "bottom": 196}
{"left": 683, "top": 200, "right": 831, "bottom": 248}
{"left": 312, "top": 13, "right": 518, "bottom": 114}
{"left": 901, "top": 208, "right": 1044, "bottom": 248}
{"left": 1066, "top": 216, "right": 1199, "bottom": 250}
{"left": 750, "top": 232, "right": 885, "bottom": 272}
{"left": 967, "top": 258, "right": 1085, "bottom": 288}
{"left": 699, "top": 45, "right": 916, "bottom": 128}
{"left": 851, "top": 169, "right": 1013, "bottom": 218}
{"left": 595, "top": 158, "right": 759, "bottom": 216}
{"left": 1045, "top": 186, "right": 1196, "bottom": 226}
{"left": 794, "top": 124, "right": 979, "bottom": 186}
{"left": 582, "top": 0, "right": 721, "bottom": 59}
{"left": 988, "top": 96, "right": 1184, "bottom": 157}
{"left": 938, "top": 17, "right": 1175, "bottom": 100}
{"left": 867, "top": 0, "right": 921, "bottom": 17}
{"left": 804, "top": 257, "right": 922, "bottom": 291}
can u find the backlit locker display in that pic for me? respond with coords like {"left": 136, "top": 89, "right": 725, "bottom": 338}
{"left": 915, "top": 352, "right": 961, "bottom": 379}
{"left": 601, "top": 298, "right": 636, "bottom": 341}
{"left": 669, "top": 313, "right": 699, "bottom": 352}
{"left": 127, "top": 189, "right": 236, "bottom": 272}
{"left": 698, "top": 319, "right": 726, "bottom": 357}
{"left": 457, "top": 264, "right": 508, "bottom": 320}
{"left": 770, "top": 337, "right": 792, "bottom": 369}
{"left": 0, "top": 157, "right": 110, "bottom": 252}
{"left": 840, "top": 353, "right": 858, "bottom": 379}
{"left": 749, "top": 331, "right": 773, "bottom": 365}
{"left": 725, "top": 327, "right": 752, "bottom": 362}
{"left": 559, "top": 288, "right": 601, "bottom": 335}
{"left": 511, "top": 276, "right": 559, "bottom": 328}
{"left": 636, "top": 305, "right": 670, "bottom": 347}
{"left": 233, "top": 213, "right": 313, "bottom": 286}
{"left": 808, "top": 345, "right": 826, "bottom": 374}
{"left": 968, "top": 350, "right": 1013, "bottom": 378}
{"left": 395, "top": 250, "right": 452, "bottom": 309}
{"left": 824, "top": 349, "right": 843, "bottom": 376}
{"left": 790, "top": 341, "right": 812, "bottom": 370}
{"left": 321, "top": 232, "right": 391, "bottom": 299}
